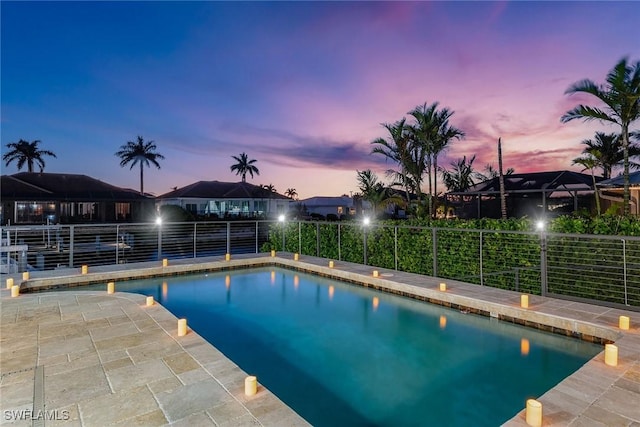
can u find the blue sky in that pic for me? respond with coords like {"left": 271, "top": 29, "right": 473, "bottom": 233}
{"left": 2, "top": 1, "right": 639, "bottom": 198}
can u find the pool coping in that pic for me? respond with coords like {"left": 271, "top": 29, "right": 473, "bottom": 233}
{"left": 2, "top": 253, "right": 640, "bottom": 426}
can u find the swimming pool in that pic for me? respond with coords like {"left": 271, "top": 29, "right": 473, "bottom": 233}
{"left": 77, "top": 267, "right": 601, "bottom": 426}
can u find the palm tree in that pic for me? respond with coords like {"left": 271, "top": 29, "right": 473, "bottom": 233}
{"left": 264, "top": 183, "right": 276, "bottom": 193}
{"left": 230, "top": 152, "right": 260, "bottom": 182}
{"left": 573, "top": 154, "right": 602, "bottom": 215}
{"left": 407, "top": 103, "right": 439, "bottom": 206}
{"left": 561, "top": 57, "right": 640, "bottom": 215}
{"left": 579, "top": 132, "right": 640, "bottom": 178}
{"left": 371, "top": 119, "right": 416, "bottom": 205}
{"left": 441, "top": 155, "right": 478, "bottom": 193}
{"left": 356, "top": 169, "right": 404, "bottom": 216}
{"left": 408, "top": 103, "right": 464, "bottom": 217}
{"left": 431, "top": 108, "right": 465, "bottom": 216}
{"left": 115, "top": 136, "right": 164, "bottom": 195}
{"left": 285, "top": 188, "right": 298, "bottom": 199}
{"left": 3, "top": 139, "right": 56, "bottom": 172}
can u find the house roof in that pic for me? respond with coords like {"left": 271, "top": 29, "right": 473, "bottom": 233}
{"left": 598, "top": 171, "right": 640, "bottom": 188}
{"left": 1, "top": 173, "right": 150, "bottom": 201}
{"left": 451, "top": 170, "right": 602, "bottom": 195}
{"left": 157, "top": 181, "right": 290, "bottom": 200}
{"left": 296, "top": 196, "right": 354, "bottom": 207}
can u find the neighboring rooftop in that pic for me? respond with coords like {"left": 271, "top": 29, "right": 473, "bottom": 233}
{"left": 453, "top": 170, "right": 602, "bottom": 196}
{"left": 157, "top": 181, "right": 290, "bottom": 200}
{"left": 1, "top": 172, "right": 149, "bottom": 201}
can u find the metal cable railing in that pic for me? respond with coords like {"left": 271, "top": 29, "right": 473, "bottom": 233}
{"left": 2, "top": 220, "right": 638, "bottom": 309}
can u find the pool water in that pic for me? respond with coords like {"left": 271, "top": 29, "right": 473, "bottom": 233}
{"left": 78, "top": 267, "right": 601, "bottom": 426}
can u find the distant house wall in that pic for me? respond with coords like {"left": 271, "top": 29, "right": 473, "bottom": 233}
{"left": 157, "top": 198, "right": 289, "bottom": 218}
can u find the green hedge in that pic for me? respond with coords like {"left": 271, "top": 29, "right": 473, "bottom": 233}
{"left": 263, "top": 217, "right": 640, "bottom": 307}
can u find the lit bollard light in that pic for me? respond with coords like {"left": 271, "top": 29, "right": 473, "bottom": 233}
{"left": 604, "top": 344, "right": 618, "bottom": 366}
{"left": 245, "top": 376, "right": 257, "bottom": 396}
{"left": 162, "top": 258, "right": 168, "bottom": 267}
{"left": 11, "top": 285, "right": 20, "bottom": 298}
{"left": 146, "top": 296, "right": 154, "bottom": 306}
{"left": 525, "top": 399, "right": 542, "bottom": 427}
{"left": 6, "top": 278, "right": 14, "bottom": 289}
{"left": 372, "top": 270, "right": 379, "bottom": 278}
{"left": 293, "top": 253, "right": 299, "bottom": 261}
{"left": 439, "top": 282, "right": 446, "bottom": 292}
{"left": 619, "top": 316, "right": 630, "bottom": 330}
{"left": 521, "top": 295, "right": 529, "bottom": 308}
{"left": 22, "top": 272, "right": 29, "bottom": 281}
{"left": 81, "top": 265, "right": 88, "bottom": 275}
{"left": 107, "top": 282, "right": 115, "bottom": 294}
{"left": 225, "top": 253, "right": 231, "bottom": 261}
{"left": 178, "top": 318, "right": 187, "bottom": 336}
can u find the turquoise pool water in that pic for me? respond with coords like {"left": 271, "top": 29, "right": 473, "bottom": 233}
{"left": 78, "top": 267, "right": 601, "bottom": 426}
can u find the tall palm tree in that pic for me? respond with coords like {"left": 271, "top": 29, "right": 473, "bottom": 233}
{"left": 230, "top": 152, "right": 260, "bottom": 182}
{"left": 115, "top": 136, "right": 164, "bottom": 195}
{"left": 561, "top": 57, "right": 640, "bottom": 215}
{"left": 408, "top": 103, "right": 439, "bottom": 206}
{"left": 371, "top": 119, "right": 416, "bottom": 205}
{"left": 3, "top": 139, "right": 56, "bottom": 172}
{"left": 573, "top": 154, "right": 602, "bottom": 215}
{"left": 285, "top": 188, "right": 298, "bottom": 199}
{"left": 408, "top": 102, "right": 464, "bottom": 217}
{"left": 431, "top": 108, "right": 465, "bottom": 216}
{"left": 579, "top": 132, "right": 640, "bottom": 178}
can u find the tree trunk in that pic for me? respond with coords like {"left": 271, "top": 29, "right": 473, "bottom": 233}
{"left": 498, "top": 138, "right": 507, "bottom": 219}
{"left": 591, "top": 170, "right": 601, "bottom": 216}
{"left": 139, "top": 163, "right": 144, "bottom": 195}
{"left": 433, "top": 155, "right": 439, "bottom": 218}
{"left": 622, "top": 123, "right": 630, "bottom": 216}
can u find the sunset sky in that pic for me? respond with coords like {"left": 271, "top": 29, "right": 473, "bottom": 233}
{"left": 2, "top": 1, "right": 639, "bottom": 199}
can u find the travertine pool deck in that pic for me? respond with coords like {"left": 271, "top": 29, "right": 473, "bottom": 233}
{"left": 1, "top": 253, "right": 639, "bottom": 426}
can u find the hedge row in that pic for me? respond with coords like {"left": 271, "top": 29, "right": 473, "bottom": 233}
{"left": 263, "top": 217, "right": 640, "bottom": 307}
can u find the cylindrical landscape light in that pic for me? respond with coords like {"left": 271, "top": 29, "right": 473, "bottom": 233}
{"left": 294, "top": 253, "right": 299, "bottom": 261}
{"left": 604, "top": 344, "right": 618, "bottom": 367}
{"left": 225, "top": 253, "right": 231, "bottom": 261}
{"left": 521, "top": 295, "right": 529, "bottom": 308}
{"left": 178, "top": 318, "right": 187, "bottom": 337}
{"left": 270, "top": 250, "right": 275, "bottom": 257}
{"left": 81, "top": 265, "right": 88, "bottom": 275}
{"left": 245, "top": 376, "right": 257, "bottom": 396}
{"left": 439, "top": 282, "right": 446, "bottom": 292}
{"left": 525, "top": 399, "right": 542, "bottom": 427}
{"left": 372, "top": 270, "right": 379, "bottom": 278}
{"left": 329, "top": 260, "right": 334, "bottom": 268}
{"left": 162, "top": 258, "right": 168, "bottom": 267}
{"left": 107, "top": 282, "right": 115, "bottom": 294}
{"left": 146, "top": 296, "right": 154, "bottom": 306}
{"left": 11, "top": 285, "right": 19, "bottom": 298}
{"left": 22, "top": 272, "right": 29, "bottom": 281}
{"left": 6, "top": 278, "right": 14, "bottom": 289}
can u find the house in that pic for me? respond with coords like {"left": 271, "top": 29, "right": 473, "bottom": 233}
{"left": 445, "top": 170, "right": 603, "bottom": 219}
{"left": 598, "top": 171, "right": 640, "bottom": 215}
{"left": 156, "top": 181, "right": 291, "bottom": 219}
{"left": 0, "top": 172, "right": 154, "bottom": 224}
{"left": 290, "top": 196, "right": 356, "bottom": 219}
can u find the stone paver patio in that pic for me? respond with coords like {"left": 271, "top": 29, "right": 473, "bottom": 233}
{"left": 1, "top": 253, "right": 639, "bottom": 426}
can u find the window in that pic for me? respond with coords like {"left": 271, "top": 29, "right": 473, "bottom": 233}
{"left": 337, "top": 206, "right": 344, "bottom": 215}
{"left": 115, "top": 203, "right": 131, "bottom": 221}
{"left": 15, "top": 201, "right": 56, "bottom": 223}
